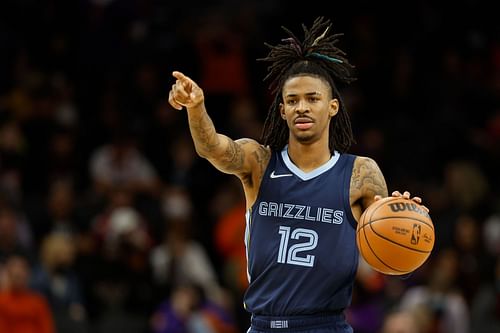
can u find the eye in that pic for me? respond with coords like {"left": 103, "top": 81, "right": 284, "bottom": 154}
{"left": 286, "top": 99, "right": 297, "bottom": 105}
{"left": 308, "top": 97, "right": 319, "bottom": 103}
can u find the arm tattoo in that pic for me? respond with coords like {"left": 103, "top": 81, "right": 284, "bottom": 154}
{"left": 351, "top": 157, "right": 388, "bottom": 202}
{"left": 252, "top": 145, "right": 271, "bottom": 176}
{"left": 188, "top": 109, "right": 267, "bottom": 176}
{"left": 219, "top": 138, "right": 245, "bottom": 172}
{"left": 189, "top": 111, "right": 220, "bottom": 154}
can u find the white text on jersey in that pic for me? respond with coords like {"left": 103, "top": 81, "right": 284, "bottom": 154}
{"left": 258, "top": 201, "right": 344, "bottom": 224}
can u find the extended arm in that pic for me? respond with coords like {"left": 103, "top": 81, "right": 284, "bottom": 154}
{"left": 168, "top": 71, "right": 267, "bottom": 179}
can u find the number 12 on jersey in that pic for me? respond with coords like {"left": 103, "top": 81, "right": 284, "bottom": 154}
{"left": 277, "top": 226, "right": 318, "bottom": 267}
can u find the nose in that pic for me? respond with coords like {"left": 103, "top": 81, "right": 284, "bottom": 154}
{"left": 295, "top": 99, "right": 310, "bottom": 113}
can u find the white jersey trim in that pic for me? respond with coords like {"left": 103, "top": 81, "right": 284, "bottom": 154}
{"left": 281, "top": 145, "right": 340, "bottom": 181}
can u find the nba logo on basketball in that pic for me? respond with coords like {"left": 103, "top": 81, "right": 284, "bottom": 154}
{"left": 411, "top": 224, "right": 421, "bottom": 245}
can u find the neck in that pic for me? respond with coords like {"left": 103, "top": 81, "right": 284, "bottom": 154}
{"left": 286, "top": 139, "right": 331, "bottom": 172}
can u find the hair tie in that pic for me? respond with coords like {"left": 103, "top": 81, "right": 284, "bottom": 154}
{"left": 309, "top": 52, "right": 343, "bottom": 63}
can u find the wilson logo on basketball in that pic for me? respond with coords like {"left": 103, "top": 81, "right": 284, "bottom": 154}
{"left": 411, "top": 224, "right": 421, "bottom": 245}
{"left": 388, "top": 202, "right": 429, "bottom": 217}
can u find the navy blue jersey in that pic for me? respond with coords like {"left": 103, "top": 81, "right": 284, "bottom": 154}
{"left": 244, "top": 146, "right": 358, "bottom": 316}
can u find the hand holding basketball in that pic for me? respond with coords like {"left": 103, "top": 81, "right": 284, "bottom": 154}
{"left": 357, "top": 191, "right": 434, "bottom": 275}
{"left": 374, "top": 190, "right": 429, "bottom": 213}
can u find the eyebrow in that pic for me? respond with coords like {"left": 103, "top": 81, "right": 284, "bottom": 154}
{"left": 285, "top": 92, "right": 322, "bottom": 98}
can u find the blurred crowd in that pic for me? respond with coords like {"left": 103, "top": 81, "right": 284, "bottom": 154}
{"left": 0, "top": 1, "right": 499, "bottom": 332}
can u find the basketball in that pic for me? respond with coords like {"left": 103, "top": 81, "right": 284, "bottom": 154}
{"left": 356, "top": 196, "right": 435, "bottom": 275}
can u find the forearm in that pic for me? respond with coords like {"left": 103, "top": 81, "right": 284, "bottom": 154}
{"left": 186, "top": 103, "right": 223, "bottom": 158}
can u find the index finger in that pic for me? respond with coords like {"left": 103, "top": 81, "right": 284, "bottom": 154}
{"left": 172, "top": 71, "right": 193, "bottom": 90}
{"left": 172, "top": 71, "right": 189, "bottom": 82}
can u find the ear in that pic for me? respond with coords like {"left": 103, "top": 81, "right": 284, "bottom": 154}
{"left": 329, "top": 99, "right": 339, "bottom": 117}
{"left": 279, "top": 103, "right": 286, "bottom": 120}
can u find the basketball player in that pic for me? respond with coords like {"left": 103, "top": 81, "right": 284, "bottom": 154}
{"left": 169, "top": 17, "right": 426, "bottom": 333}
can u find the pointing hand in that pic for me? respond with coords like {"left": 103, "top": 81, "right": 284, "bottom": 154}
{"left": 168, "top": 71, "right": 204, "bottom": 110}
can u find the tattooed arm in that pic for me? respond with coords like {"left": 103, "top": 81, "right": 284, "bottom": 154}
{"left": 349, "top": 157, "right": 389, "bottom": 220}
{"left": 186, "top": 107, "right": 267, "bottom": 177}
{"left": 168, "top": 71, "right": 270, "bottom": 181}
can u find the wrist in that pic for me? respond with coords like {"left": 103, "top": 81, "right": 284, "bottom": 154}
{"left": 186, "top": 101, "right": 207, "bottom": 117}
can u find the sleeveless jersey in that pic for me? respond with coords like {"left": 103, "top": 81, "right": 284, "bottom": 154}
{"left": 244, "top": 146, "right": 358, "bottom": 315}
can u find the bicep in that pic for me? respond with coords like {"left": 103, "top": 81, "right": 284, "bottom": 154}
{"left": 205, "top": 136, "right": 262, "bottom": 177}
{"left": 351, "top": 157, "right": 388, "bottom": 210}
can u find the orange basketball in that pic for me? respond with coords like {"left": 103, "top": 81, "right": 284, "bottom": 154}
{"left": 356, "top": 196, "right": 435, "bottom": 275}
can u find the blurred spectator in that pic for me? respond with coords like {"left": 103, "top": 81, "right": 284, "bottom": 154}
{"left": 209, "top": 177, "right": 252, "bottom": 330}
{"left": 214, "top": 201, "right": 248, "bottom": 295}
{"left": 160, "top": 186, "right": 193, "bottom": 222}
{"left": 151, "top": 186, "right": 223, "bottom": 304}
{"left": 380, "top": 307, "right": 427, "bottom": 333}
{"left": 399, "top": 248, "right": 469, "bottom": 333}
{"left": 150, "top": 283, "right": 238, "bottom": 333}
{"left": 89, "top": 127, "right": 161, "bottom": 198}
{"left": 0, "top": 117, "right": 26, "bottom": 204}
{"left": 443, "top": 160, "right": 488, "bottom": 212}
{"left": 31, "top": 178, "right": 80, "bottom": 244}
{"left": 46, "top": 126, "right": 80, "bottom": 186}
{"left": 0, "top": 70, "right": 40, "bottom": 121}
{"left": 15, "top": 73, "right": 62, "bottom": 195}
{"left": 452, "top": 214, "right": 491, "bottom": 304}
{"left": 213, "top": 177, "right": 248, "bottom": 294}
{"left": 0, "top": 254, "right": 55, "bottom": 333}
{"left": 92, "top": 195, "right": 153, "bottom": 256}
{"left": 143, "top": 101, "right": 188, "bottom": 181}
{"left": 166, "top": 134, "right": 198, "bottom": 187}
{"left": 483, "top": 213, "right": 500, "bottom": 256}
{"left": 470, "top": 255, "right": 500, "bottom": 333}
{"left": 51, "top": 74, "right": 79, "bottom": 129}
{"left": 226, "top": 97, "right": 262, "bottom": 140}
{"left": 90, "top": 202, "right": 155, "bottom": 332}
{"left": 31, "top": 232, "right": 87, "bottom": 332}
{"left": 348, "top": 258, "right": 386, "bottom": 333}
{"left": 0, "top": 203, "right": 33, "bottom": 262}
{"left": 195, "top": 14, "right": 250, "bottom": 97}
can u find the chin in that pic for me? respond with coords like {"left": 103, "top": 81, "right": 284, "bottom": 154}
{"left": 294, "top": 133, "right": 316, "bottom": 143}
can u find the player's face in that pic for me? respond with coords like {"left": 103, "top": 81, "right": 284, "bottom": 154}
{"left": 280, "top": 75, "right": 339, "bottom": 145}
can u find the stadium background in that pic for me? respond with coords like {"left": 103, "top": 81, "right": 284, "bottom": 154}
{"left": 0, "top": 1, "right": 498, "bottom": 332}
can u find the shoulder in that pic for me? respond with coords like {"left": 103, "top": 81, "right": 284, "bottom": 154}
{"left": 350, "top": 156, "right": 384, "bottom": 183}
{"left": 350, "top": 156, "right": 382, "bottom": 194}
{"left": 350, "top": 155, "right": 388, "bottom": 208}
{"left": 352, "top": 156, "right": 381, "bottom": 171}
{"left": 351, "top": 155, "right": 386, "bottom": 187}
{"left": 235, "top": 138, "right": 271, "bottom": 155}
{"left": 235, "top": 138, "right": 272, "bottom": 173}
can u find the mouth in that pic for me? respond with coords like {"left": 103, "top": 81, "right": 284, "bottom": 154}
{"left": 294, "top": 117, "right": 314, "bottom": 130}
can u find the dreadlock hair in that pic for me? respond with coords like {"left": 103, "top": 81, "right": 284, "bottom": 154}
{"left": 259, "top": 17, "right": 356, "bottom": 154}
